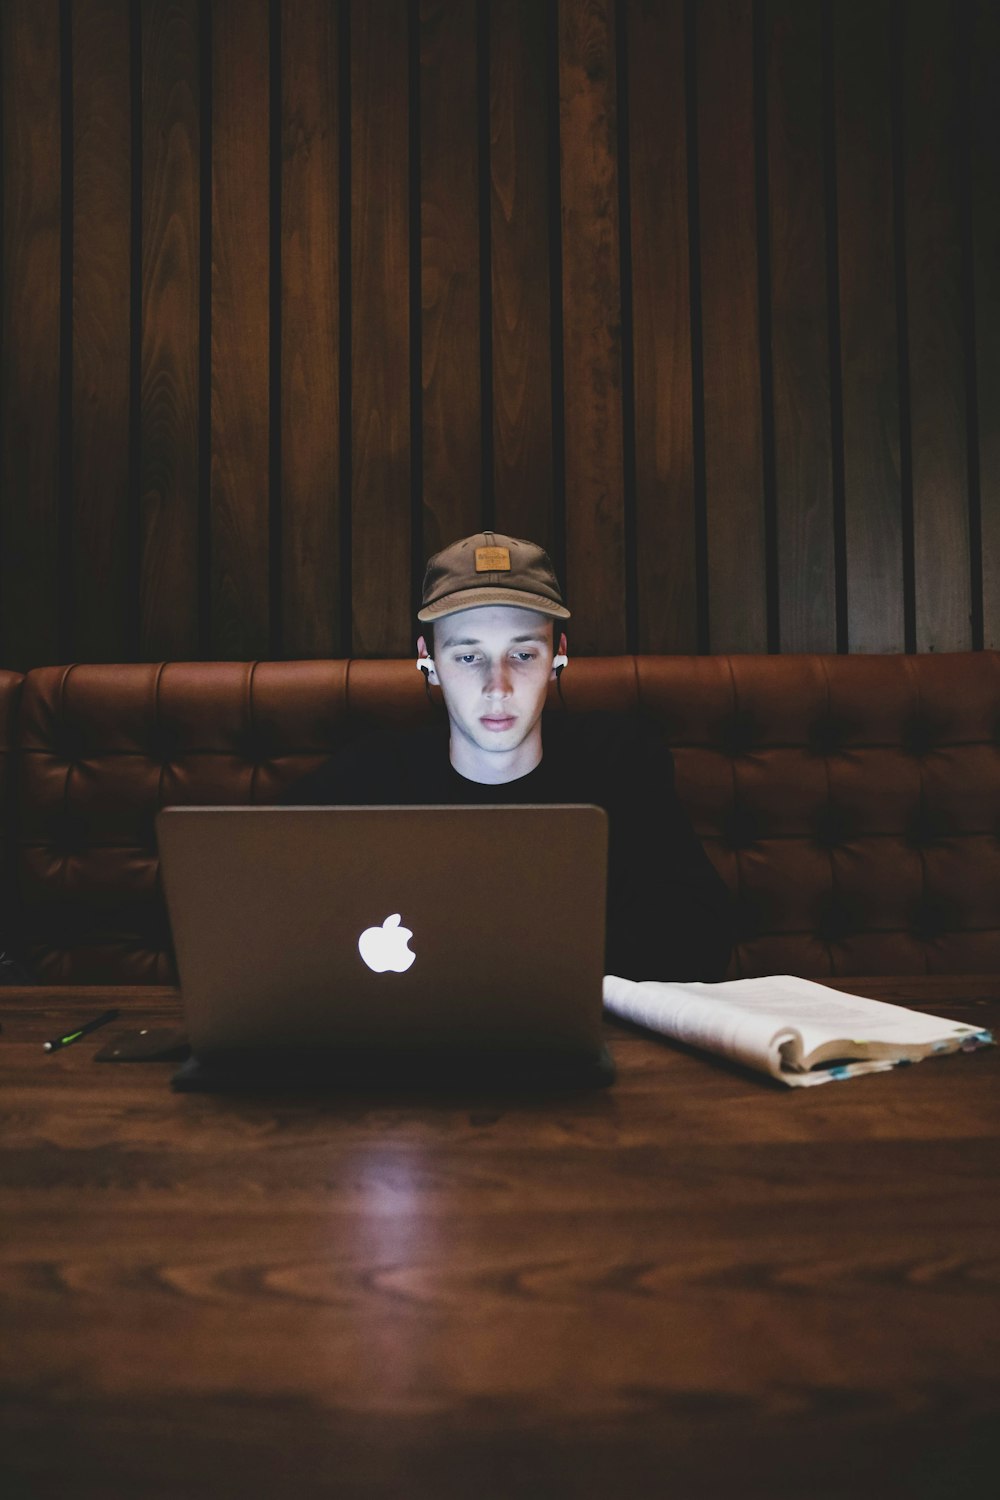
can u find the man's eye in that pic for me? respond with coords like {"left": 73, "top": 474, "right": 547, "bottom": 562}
{"left": 513, "top": 652, "right": 537, "bottom": 662}
{"left": 458, "top": 654, "right": 480, "bottom": 665}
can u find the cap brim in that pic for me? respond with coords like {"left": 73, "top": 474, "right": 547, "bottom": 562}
{"left": 417, "top": 588, "right": 570, "bottom": 622}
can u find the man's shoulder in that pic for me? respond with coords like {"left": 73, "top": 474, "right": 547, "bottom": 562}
{"left": 350, "top": 720, "right": 447, "bottom": 760}
{"left": 280, "top": 721, "right": 449, "bottom": 803}
{"left": 543, "top": 708, "right": 671, "bottom": 761}
{"left": 541, "top": 709, "right": 675, "bottom": 803}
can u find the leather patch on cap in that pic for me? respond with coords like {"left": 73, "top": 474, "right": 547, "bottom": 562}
{"left": 475, "top": 546, "right": 511, "bottom": 572}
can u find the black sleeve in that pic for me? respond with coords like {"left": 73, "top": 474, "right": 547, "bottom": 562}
{"left": 275, "top": 732, "right": 395, "bottom": 806}
{"left": 603, "top": 720, "right": 735, "bottom": 983}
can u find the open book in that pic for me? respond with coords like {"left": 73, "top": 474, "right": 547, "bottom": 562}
{"left": 602, "top": 974, "right": 994, "bottom": 1087}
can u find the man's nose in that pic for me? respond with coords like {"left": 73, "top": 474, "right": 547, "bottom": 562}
{"left": 483, "top": 662, "right": 512, "bottom": 697}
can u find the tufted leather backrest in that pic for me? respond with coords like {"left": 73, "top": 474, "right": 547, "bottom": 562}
{"left": 13, "top": 653, "right": 1000, "bottom": 982}
{"left": 633, "top": 654, "right": 1000, "bottom": 977}
{"left": 0, "top": 669, "right": 24, "bottom": 958}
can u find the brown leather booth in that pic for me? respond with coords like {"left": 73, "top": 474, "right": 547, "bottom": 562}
{"left": 0, "top": 667, "right": 22, "bottom": 966}
{"left": 2, "top": 652, "right": 998, "bottom": 983}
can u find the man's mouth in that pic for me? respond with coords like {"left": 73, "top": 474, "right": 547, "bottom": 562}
{"left": 480, "top": 715, "right": 516, "bottom": 732}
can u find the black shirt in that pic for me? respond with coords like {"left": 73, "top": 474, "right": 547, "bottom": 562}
{"left": 279, "top": 711, "right": 734, "bottom": 982}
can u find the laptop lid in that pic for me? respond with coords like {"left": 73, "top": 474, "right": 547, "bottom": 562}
{"left": 155, "top": 805, "right": 608, "bottom": 1060}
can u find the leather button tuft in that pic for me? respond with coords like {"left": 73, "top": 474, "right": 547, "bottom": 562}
{"left": 901, "top": 716, "right": 941, "bottom": 757}
{"left": 905, "top": 809, "right": 946, "bottom": 847}
{"left": 814, "top": 805, "right": 851, "bottom": 848}
{"left": 55, "top": 727, "right": 88, "bottom": 761}
{"left": 816, "top": 904, "right": 851, "bottom": 943}
{"left": 910, "top": 896, "right": 959, "bottom": 940}
{"left": 150, "top": 731, "right": 180, "bottom": 761}
{"left": 720, "top": 710, "right": 757, "bottom": 758}
{"left": 808, "top": 717, "right": 844, "bottom": 756}
{"left": 236, "top": 733, "right": 267, "bottom": 764}
{"left": 722, "top": 807, "right": 761, "bottom": 849}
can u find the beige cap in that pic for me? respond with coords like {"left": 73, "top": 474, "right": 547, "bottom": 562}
{"left": 417, "top": 532, "right": 570, "bottom": 622}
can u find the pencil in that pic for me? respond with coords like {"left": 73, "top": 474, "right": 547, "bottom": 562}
{"left": 43, "top": 1008, "right": 121, "bottom": 1053}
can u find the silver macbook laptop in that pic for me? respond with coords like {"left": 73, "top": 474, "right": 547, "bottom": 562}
{"left": 155, "top": 804, "right": 611, "bottom": 1089}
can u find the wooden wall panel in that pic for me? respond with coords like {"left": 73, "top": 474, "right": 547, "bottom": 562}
{"left": 834, "top": 0, "right": 904, "bottom": 652}
{"left": 0, "top": 0, "right": 993, "bottom": 670}
{"left": 281, "top": 0, "right": 341, "bottom": 658}
{"left": 558, "top": 0, "right": 626, "bottom": 654}
{"left": 420, "top": 0, "right": 482, "bottom": 555}
{"left": 766, "top": 0, "right": 835, "bottom": 653}
{"left": 904, "top": 0, "right": 970, "bottom": 653}
{"left": 696, "top": 0, "right": 766, "bottom": 653}
{"left": 489, "top": 0, "right": 554, "bottom": 551}
{"left": 350, "top": 0, "right": 411, "bottom": 656}
{"left": 419, "top": 0, "right": 482, "bottom": 558}
{"left": 627, "top": 0, "right": 696, "bottom": 655}
{"left": 210, "top": 0, "right": 270, "bottom": 657}
{"left": 72, "top": 0, "right": 132, "bottom": 662}
{"left": 139, "top": 0, "right": 200, "bottom": 661}
{"left": 0, "top": 1, "right": 62, "bottom": 671}
{"left": 972, "top": 0, "right": 1000, "bottom": 650}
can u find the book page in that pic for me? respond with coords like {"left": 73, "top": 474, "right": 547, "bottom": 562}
{"left": 602, "top": 974, "right": 988, "bottom": 1084}
{"left": 668, "top": 975, "right": 979, "bottom": 1056}
{"left": 602, "top": 974, "right": 799, "bottom": 1078}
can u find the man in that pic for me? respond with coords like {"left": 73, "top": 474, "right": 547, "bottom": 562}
{"left": 281, "top": 532, "right": 734, "bottom": 981}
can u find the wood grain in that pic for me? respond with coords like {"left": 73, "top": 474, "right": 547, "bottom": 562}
{"left": 971, "top": 2, "right": 1000, "bottom": 651}
{"left": 350, "top": 0, "right": 412, "bottom": 656}
{"left": 139, "top": 0, "right": 201, "bottom": 661}
{"left": 626, "top": 0, "right": 697, "bottom": 654}
{"left": 696, "top": 0, "right": 766, "bottom": 653}
{"left": 0, "top": 979, "right": 997, "bottom": 1500}
{"left": 0, "top": 0, "right": 62, "bottom": 672}
{"left": 834, "top": 0, "right": 904, "bottom": 653}
{"left": 71, "top": 0, "right": 132, "bottom": 663}
{"left": 557, "top": 0, "right": 626, "bottom": 653}
{"left": 972, "top": 1, "right": 1000, "bottom": 650}
{"left": 766, "top": 0, "right": 836, "bottom": 652}
{"left": 210, "top": 0, "right": 270, "bottom": 657}
{"left": 1, "top": 1, "right": 996, "bottom": 667}
{"left": 420, "top": 0, "right": 482, "bottom": 555}
{"left": 904, "top": 0, "right": 970, "bottom": 653}
{"left": 489, "top": 0, "right": 554, "bottom": 551}
{"left": 281, "top": 0, "right": 341, "bottom": 658}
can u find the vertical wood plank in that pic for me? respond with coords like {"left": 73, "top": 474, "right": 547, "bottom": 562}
{"left": 766, "top": 0, "right": 836, "bottom": 652}
{"left": 696, "top": 0, "right": 766, "bottom": 653}
{"left": 211, "top": 0, "right": 270, "bottom": 657}
{"left": 351, "top": 0, "right": 411, "bottom": 656}
{"left": 420, "top": 0, "right": 481, "bottom": 556}
{"left": 904, "top": 0, "right": 970, "bottom": 652}
{"left": 72, "top": 0, "right": 132, "bottom": 662}
{"left": 558, "top": 0, "right": 626, "bottom": 653}
{"left": 971, "top": 0, "right": 1000, "bottom": 649}
{"left": 626, "top": 0, "right": 696, "bottom": 653}
{"left": 2, "top": 0, "right": 991, "bottom": 668}
{"left": 281, "top": 0, "right": 340, "bottom": 658}
{"left": 0, "top": 1, "right": 62, "bottom": 670}
{"left": 490, "top": 0, "right": 554, "bottom": 551}
{"left": 834, "top": 0, "right": 904, "bottom": 652}
{"left": 140, "top": 0, "right": 200, "bottom": 662}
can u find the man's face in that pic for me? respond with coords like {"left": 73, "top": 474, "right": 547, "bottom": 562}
{"left": 418, "top": 605, "right": 562, "bottom": 780}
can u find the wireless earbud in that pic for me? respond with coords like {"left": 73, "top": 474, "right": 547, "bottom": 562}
{"left": 416, "top": 657, "right": 436, "bottom": 677}
{"left": 552, "top": 654, "right": 568, "bottom": 672}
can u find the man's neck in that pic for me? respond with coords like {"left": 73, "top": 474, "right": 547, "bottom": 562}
{"left": 448, "top": 729, "right": 543, "bottom": 785}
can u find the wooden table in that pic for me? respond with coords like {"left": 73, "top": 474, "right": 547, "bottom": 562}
{"left": 1, "top": 978, "right": 998, "bottom": 1500}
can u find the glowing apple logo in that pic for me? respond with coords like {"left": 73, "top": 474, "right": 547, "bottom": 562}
{"left": 357, "top": 913, "right": 416, "bottom": 974}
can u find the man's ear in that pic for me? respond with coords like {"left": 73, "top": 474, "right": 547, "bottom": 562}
{"left": 551, "top": 631, "right": 569, "bottom": 678}
{"left": 416, "top": 635, "right": 440, "bottom": 686}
